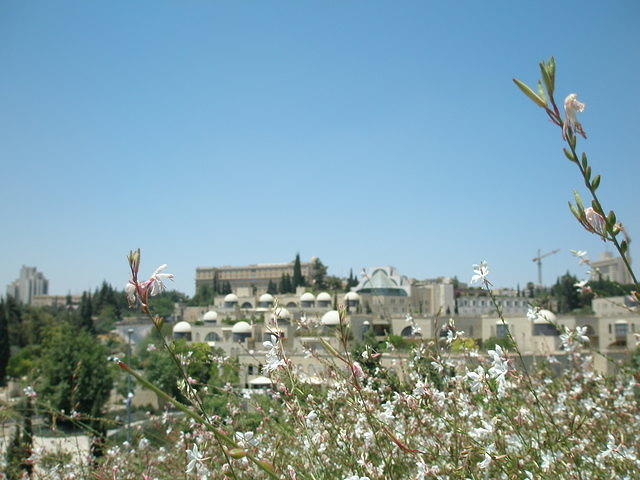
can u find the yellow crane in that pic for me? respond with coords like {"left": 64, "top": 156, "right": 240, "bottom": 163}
{"left": 532, "top": 249, "right": 560, "bottom": 286}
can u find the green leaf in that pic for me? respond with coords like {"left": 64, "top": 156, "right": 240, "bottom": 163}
{"left": 563, "top": 148, "right": 576, "bottom": 162}
{"left": 539, "top": 62, "right": 554, "bottom": 98}
{"left": 568, "top": 202, "right": 582, "bottom": 221}
{"left": 573, "top": 191, "right": 584, "bottom": 212}
{"left": 254, "top": 460, "right": 278, "bottom": 478}
{"left": 581, "top": 152, "right": 588, "bottom": 170}
{"left": 621, "top": 240, "right": 628, "bottom": 254}
{"left": 591, "top": 174, "right": 601, "bottom": 191}
{"left": 585, "top": 165, "right": 592, "bottom": 181}
{"left": 512, "top": 78, "right": 547, "bottom": 108}
{"left": 607, "top": 211, "right": 617, "bottom": 227}
{"left": 545, "top": 57, "right": 556, "bottom": 94}
{"left": 536, "top": 80, "right": 547, "bottom": 103}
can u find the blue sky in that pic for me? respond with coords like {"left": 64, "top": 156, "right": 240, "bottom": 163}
{"left": 1, "top": 0, "right": 639, "bottom": 295}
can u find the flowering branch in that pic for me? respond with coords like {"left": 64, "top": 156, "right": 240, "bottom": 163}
{"left": 513, "top": 59, "right": 639, "bottom": 298}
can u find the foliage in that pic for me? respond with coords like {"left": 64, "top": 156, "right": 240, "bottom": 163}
{"left": 37, "top": 322, "right": 113, "bottom": 421}
{"left": 310, "top": 257, "right": 328, "bottom": 289}
{"left": 292, "top": 253, "right": 305, "bottom": 288}
{"left": 481, "top": 336, "right": 515, "bottom": 351}
{"left": 6, "top": 344, "right": 42, "bottom": 379}
{"left": 0, "top": 300, "right": 9, "bottom": 386}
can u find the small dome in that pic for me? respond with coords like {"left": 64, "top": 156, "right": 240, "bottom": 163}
{"left": 534, "top": 309, "right": 557, "bottom": 324}
{"left": 316, "top": 292, "right": 331, "bottom": 302}
{"left": 272, "top": 308, "right": 291, "bottom": 320}
{"left": 259, "top": 293, "right": 274, "bottom": 303}
{"left": 321, "top": 310, "right": 340, "bottom": 326}
{"left": 231, "top": 321, "right": 252, "bottom": 334}
{"left": 173, "top": 321, "right": 192, "bottom": 333}
{"left": 203, "top": 310, "right": 218, "bottom": 321}
{"left": 300, "top": 292, "right": 315, "bottom": 301}
{"left": 224, "top": 293, "right": 238, "bottom": 303}
{"left": 344, "top": 292, "right": 360, "bottom": 301}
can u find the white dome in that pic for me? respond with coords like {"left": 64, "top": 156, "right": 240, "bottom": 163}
{"left": 203, "top": 310, "right": 218, "bottom": 321}
{"left": 272, "top": 308, "right": 291, "bottom": 320}
{"left": 259, "top": 293, "right": 274, "bottom": 303}
{"left": 534, "top": 309, "right": 557, "bottom": 324}
{"left": 173, "top": 321, "right": 192, "bottom": 333}
{"left": 300, "top": 292, "right": 315, "bottom": 301}
{"left": 224, "top": 293, "right": 238, "bottom": 303}
{"left": 344, "top": 292, "right": 360, "bottom": 301}
{"left": 231, "top": 321, "right": 252, "bottom": 334}
{"left": 316, "top": 292, "right": 331, "bottom": 302}
{"left": 321, "top": 310, "right": 340, "bottom": 326}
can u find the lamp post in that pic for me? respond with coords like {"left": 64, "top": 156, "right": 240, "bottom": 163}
{"left": 126, "top": 328, "right": 134, "bottom": 443}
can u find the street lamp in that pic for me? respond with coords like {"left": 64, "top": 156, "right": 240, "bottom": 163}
{"left": 126, "top": 328, "right": 134, "bottom": 443}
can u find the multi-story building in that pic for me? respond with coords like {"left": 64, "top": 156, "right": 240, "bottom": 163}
{"left": 31, "top": 294, "right": 81, "bottom": 308}
{"left": 6, "top": 266, "right": 49, "bottom": 304}
{"left": 195, "top": 258, "right": 314, "bottom": 293}
{"left": 457, "top": 295, "right": 530, "bottom": 316}
{"left": 589, "top": 252, "right": 633, "bottom": 284}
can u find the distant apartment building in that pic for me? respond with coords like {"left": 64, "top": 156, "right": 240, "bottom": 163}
{"left": 196, "top": 259, "right": 314, "bottom": 293}
{"left": 589, "top": 252, "right": 633, "bottom": 284}
{"left": 31, "top": 294, "right": 82, "bottom": 308}
{"left": 457, "top": 295, "right": 530, "bottom": 316}
{"left": 6, "top": 266, "right": 49, "bottom": 304}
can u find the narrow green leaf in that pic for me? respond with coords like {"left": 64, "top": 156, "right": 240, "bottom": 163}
{"left": 621, "top": 240, "right": 628, "bottom": 254}
{"left": 581, "top": 152, "right": 588, "bottom": 170}
{"left": 254, "top": 460, "right": 278, "bottom": 479}
{"left": 512, "top": 78, "right": 547, "bottom": 108}
{"left": 568, "top": 202, "right": 582, "bottom": 221}
{"left": 536, "top": 80, "right": 547, "bottom": 103}
{"left": 546, "top": 57, "right": 556, "bottom": 94}
{"left": 573, "top": 191, "right": 584, "bottom": 212}
{"left": 607, "top": 211, "right": 617, "bottom": 227}
{"left": 539, "top": 62, "right": 553, "bottom": 98}
{"left": 563, "top": 148, "right": 576, "bottom": 162}
{"left": 585, "top": 165, "right": 592, "bottom": 181}
{"left": 591, "top": 175, "right": 601, "bottom": 190}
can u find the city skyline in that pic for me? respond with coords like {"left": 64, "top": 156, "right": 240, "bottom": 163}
{"left": 1, "top": 1, "right": 638, "bottom": 296}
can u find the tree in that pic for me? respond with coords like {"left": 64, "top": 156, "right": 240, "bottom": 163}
{"left": 292, "top": 254, "right": 305, "bottom": 288}
{"left": 38, "top": 323, "right": 113, "bottom": 423}
{"left": 267, "top": 280, "right": 278, "bottom": 295}
{"left": 279, "top": 274, "right": 293, "bottom": 294}
{"left": 0, "top": 301, "right": 9, "bottom": 386}
{"left": 526, "top": 282, "right": 535, "bottom": 298}
{"left": 310, "top": 258, "right": 327, "bottom": 289}
{"left": 79, "top": 292, "right": 95, "bottom": 334}
{"left": 551, "top": 272, "right": 583, "bottom": 313}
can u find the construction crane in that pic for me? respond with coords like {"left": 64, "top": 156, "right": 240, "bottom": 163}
{"left": 532, "top": 249, "right": 560, "bottom": 286}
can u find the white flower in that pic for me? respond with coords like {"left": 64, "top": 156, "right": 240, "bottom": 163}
{"left": 570, "top": 250, "right": 589, "bottom": 264}
{"left": 470, "top": 261, "right": 490, "bottom": 285}
{"left": 124, "top": 282, "right": 137, "bottom": 304}
{"left": 23, "top": 386, "right": 37, "bottom": 398}
{"left": 263, "top": 340, "right": 285, "bottom": 374}
{"left": 574, "top": 279, "right": 589, "bottom": 291}
{"left": 526, "top": 306, "right": 541, "bottom": 322}
{"left": 583, "top": 207, "right": 607, "bottom": 237}
{"left": 478, "top": 452, "right": 492, "bottom": 469}
{"left": 563, "top": 93, "right": 586, "bottom": 139}
{"left": 467, "top": 366, "right": 485, "bottom": 392}
{"left": 234, "top": 431, "right": 258, "bottom": 448}
{"left": 149, "top": 264, "right": 174, "bottom": 296}
{"left": 185, "top": 444, "right": 204, "bottom": 473}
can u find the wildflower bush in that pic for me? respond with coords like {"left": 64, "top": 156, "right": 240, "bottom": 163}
{"left": 8, "top": 59, "right": 640, "bottom": 479}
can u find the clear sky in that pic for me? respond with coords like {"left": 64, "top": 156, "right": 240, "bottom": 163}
{"left": 1, "top": 0, "right": 639, "bottom": 296}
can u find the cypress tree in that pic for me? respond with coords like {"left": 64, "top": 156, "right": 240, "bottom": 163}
{"left": 0, "top": 301, "right": 9, "bottom": 387}
{"left": 267, "top": 280, "right": 277, "bottom": 295}
{"left": 79, "top": 292, "right": 95, "bottom": 334}
{"left": 292, "top": 254, "right": 304, "bottom": 288}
